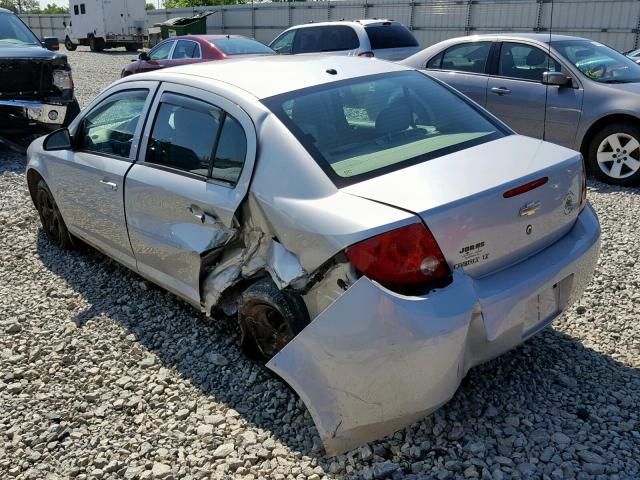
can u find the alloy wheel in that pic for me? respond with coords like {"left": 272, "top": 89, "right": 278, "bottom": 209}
{"left": 37, "top": 188, "right": 62, "bottom": 244}
{"left": 596, "top": 132, "right": 640, "bottom": 179}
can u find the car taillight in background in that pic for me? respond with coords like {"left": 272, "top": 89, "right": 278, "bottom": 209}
{"left": 358, "top": 51, "right": 374, "bottom": 58}
{"left": 345, "top": 222, "right": 450, "bottom": 288}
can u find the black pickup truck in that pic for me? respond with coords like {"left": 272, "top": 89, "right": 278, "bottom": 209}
{"left": 0, "top": 8, "right": 79, "bottom": 137}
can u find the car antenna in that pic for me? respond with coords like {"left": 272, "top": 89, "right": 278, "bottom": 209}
{"left": 543, "top": 0, "right": 555, "bottom": 141}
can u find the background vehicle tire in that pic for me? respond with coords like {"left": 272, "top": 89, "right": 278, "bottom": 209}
{"left": 238, "top": 278, "right": 309, "bottom": 362}
{"left": 587, "top": 122, "right": 640, "bottom": 186}
{"left": 125, "top": 44, "right": 138, "bottom": 52}
{"left": 64, "top": 36, "right": 77, "bottom": 51}
{"left": 89, "top": 36, "right": 104, "bottom": 52}
{"left": 63, "top": 99, "right": 81, "bottom": 127}
{"left": 35, "top": 180, "right": 75, "bottom": 250}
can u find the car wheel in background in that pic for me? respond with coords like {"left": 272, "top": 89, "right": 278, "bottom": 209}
{"left": 238, "top": 278, "right": 309, "bottom": 361}
{"left": 89, "top": 36, "right": 104, "bottom": 52}
{"left": 64, "top": 36, "right": 77, "bottom": 51}
{"left": 125, "top": 44, "right": 138, "bottom": 52}
{"left": 35, "top": 180, "right": 75, "bottom": 250}
{"left": 588, "top": 123, "right": 640, "bottom": 186}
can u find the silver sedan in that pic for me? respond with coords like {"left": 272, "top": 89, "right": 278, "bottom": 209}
{"left": 26, "top": 55, "right": 600, "bottom": 454}
{"left": 402, "top": 34, "right": 640, "bottom": 186}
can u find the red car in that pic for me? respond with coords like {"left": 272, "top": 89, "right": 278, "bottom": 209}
{"left": 121, "top": 34, "right": 275, "bottom": 77}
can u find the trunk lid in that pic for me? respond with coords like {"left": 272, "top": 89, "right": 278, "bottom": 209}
{"left": 342, "top": 135, "right": 584, "bottom": 278}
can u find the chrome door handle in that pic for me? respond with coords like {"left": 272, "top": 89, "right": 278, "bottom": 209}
{"left": 491, "top": 87, "right": 511, "bottom": 95}
{"left": 99, "top": 179, "right": 118, "bottom": 191}
{"left": 187, "top": 205, "right": 217, "bottom": 224}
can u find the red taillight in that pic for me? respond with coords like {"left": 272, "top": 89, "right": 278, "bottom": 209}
{"left": 345, "top": 223, "right": 450, "bottom": 287}
{"left": 502, "top": 176, "right": 548, "bottom": 198}
{"left": 580, "top": 158, "right": 587, "bottom": 210}
{"left": 358, "top": 51, "right": 374, "bottom": 58}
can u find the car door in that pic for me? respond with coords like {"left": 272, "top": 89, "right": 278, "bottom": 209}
{"left": 423, "top": 41, "right": 493, "bottom": 106}
{"left": 486, "top": 41, "right": 582, "bottom": 145}
{"left": 46, "top": 81, "right": 157, "bottom": 270}
{"left": 135, "top": 40, "right": 176, "bottom": 74}
{"left": 125, "top": 83, "right": 257, "bottom": 307}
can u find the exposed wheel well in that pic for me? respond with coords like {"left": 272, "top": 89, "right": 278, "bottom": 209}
{"left": 580, "top": 114, "right": 640, "bottom": 157}
{"left": 26, "top": 168, "right": 43, "bottom": 204}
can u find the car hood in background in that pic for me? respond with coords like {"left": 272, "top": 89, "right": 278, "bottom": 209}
{"left": 0, "top": 44, "right": 65, "bottom": 61}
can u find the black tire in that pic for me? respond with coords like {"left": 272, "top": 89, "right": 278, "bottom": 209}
{"left": 89, "top": 36, "right": 104, "bottom": 52}
{"left": 587, "top": 122, "right": 640, "bottom": 186}
{"left": 63, "top": 99, "right": 81, "bottom": 127}
{"left": 238, "top": 278, "right": 309, "bottom": 361}
{"left": 35, "top": 179, "right": 75, "bottom": 250}
{"left": 125, "top": 44, "right": 138, "bottom": 52}
{"left": 64, "top": 36, "right": 77, "bottom": 51}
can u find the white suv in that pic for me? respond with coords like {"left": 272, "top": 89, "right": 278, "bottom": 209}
{"left": 269, "top": 20, "right": 420, "bottom": 61}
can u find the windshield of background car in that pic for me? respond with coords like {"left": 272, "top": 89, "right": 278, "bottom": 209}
{"left": 554, "top": 40, "right": 640, "bottom": 83}
{"left": 263, "top": 71, "right": 506, "bottom": 187}
{"left": 0, "top": 13, "right": 40, "bottom": 45}
{"left": 365, "top": 24, "right": 419, "bottom": 49}
{"left": 211, "top": 38, "right": 274, "bottom": 55}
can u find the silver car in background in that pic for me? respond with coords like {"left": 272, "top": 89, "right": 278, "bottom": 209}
{"left": 402, "top": 34, "right": 640, "bottom": 186}
{"left": 26, "top": 56, "right": 600, "bottom": 454}
{"left": 269, "top": 20, "right": 420, "bottom": 60}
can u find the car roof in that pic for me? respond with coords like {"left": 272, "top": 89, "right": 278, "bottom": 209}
{"left": 179, "top": 34, "right": 252, "bottom": 41}
{"left": 447, "top": 33, "right": 587, "bottom": 44}
{"left": 286, "top": 19, "right": 401, "bottom": 29}
{"left": 142, "top": 55, "right": 410, "bottom": 99}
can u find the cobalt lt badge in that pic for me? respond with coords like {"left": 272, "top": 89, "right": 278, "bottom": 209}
{"left": 519, "top": 200, "right": 541, "bottom": 217}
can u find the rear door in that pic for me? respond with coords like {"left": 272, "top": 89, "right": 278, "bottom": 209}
{"left": 125, "top": 83, "right": 256, "bottom": 307}
{"left": 47, "top": 81, "right": 157, "bottom": 269}
{"left": 424, "top": 41, "right": 493, "bottom": 106}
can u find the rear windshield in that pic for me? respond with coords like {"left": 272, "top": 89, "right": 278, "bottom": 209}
{"left": 263, "top": 71, "right": 506, "bottom": 187}
{"left": 0, "top": 12, "right": 40, "bottom": 45}
{"left": 211, "top": 38, "right": 274, "bottom": 56}
{"left": 365, "top": 24, "right": 418, "bottom": 49}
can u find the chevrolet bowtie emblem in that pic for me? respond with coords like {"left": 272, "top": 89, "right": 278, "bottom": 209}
{"left": 519, "top": 201, "right": 541, "bottom": 217}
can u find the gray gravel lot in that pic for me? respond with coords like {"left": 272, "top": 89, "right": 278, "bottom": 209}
{"left": 1, "top": 47, "right": 639, "bottom": 480}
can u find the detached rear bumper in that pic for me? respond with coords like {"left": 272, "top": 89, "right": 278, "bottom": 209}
{"left": 0, "top": 99, "right": 68, "bottom": 128}
{"left": 267, "top": 203, "right": 600, "bottom": 455}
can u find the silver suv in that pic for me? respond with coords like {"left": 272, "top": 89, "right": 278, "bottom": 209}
{"left": 269, "top": 20, "right": 420, "bottom": 61}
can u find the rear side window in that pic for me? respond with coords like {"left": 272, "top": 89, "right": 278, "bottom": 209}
{"left": 293, "top": 26, "right": 359, "bottom": 54}
{"left": 264, "top": 71, "right": 505, "bottom": 187}
{"left": 441, "top": 42, "right": 492, "bottom": 73}
{"left": 146, "top": 95, "right": 222, "bottom": 176}
{"left": 78, "top": 89, "right": 148, "bottom": 158}
{"left": 172, "top": 40, "right": 200, "bottom": 59}
{"left": 365, "top": 24, "right": 418, "bottom": 49}
{"left": 211, "top": 116, "right": 247, "bottom": 184}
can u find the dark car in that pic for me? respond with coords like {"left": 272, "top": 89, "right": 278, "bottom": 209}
{"left": 0, "top": 8, "right": 79, "bottom": 137}
{"left": 121, "top": 34, "right": 275, "bottom": 77}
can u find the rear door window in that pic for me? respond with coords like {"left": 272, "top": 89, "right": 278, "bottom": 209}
{"left": 292, "top": 26, "right": 359, "bottom": 54}
{"left": 440, "top": 42, "right": 492, "bottom": 73}
{"left": 146, "top": 94, "right": 222, "bottom": 177}
{"left": 172, "top": 40, "right": 200, "bottom": 59}
{"left": 365, "top": 24, "right": 418, "bottom": 49}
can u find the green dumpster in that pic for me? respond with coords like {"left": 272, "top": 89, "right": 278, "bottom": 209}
{"left": 159, "top": 12, "right": 214, "bottom": 39}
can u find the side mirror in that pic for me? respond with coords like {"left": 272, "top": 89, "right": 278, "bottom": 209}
{"left": 542, "top": 71, "right": 572, "bottom": 87}
{"left": 138, "top": 51, "right": 150, "bottom": 61}
{"left": 42, "top": 37, "right": 59, "bottom": 51}
{"left": 43, "top": 128, "right": 72, "bottom": 151}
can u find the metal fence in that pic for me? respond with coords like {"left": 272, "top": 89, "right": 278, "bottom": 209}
{"left": 20, "top": 0, "right": 640, "bottom": 52}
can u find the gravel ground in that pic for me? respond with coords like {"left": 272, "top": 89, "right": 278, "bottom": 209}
{"left": 1, "top": 47, "right": 639, "bottom": 480}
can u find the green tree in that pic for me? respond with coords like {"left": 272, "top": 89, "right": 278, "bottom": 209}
{"left": 145, "top": 2, "right": 155, "bottom": 10}
{"left": 0, "top": 0, "right": 39, "bottom": 13}
{"left": 36, "top": 3, "right": 69, "bottom": 13}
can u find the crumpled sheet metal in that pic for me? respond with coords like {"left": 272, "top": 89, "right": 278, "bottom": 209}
{"left": 267, "top": 270, "right": 479, "bottom": 455}
{"left": 202, "top": 228, "right": 306, "bottom": 312}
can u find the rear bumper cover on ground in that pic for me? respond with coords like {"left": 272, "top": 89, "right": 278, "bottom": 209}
{"left": 267, "top": 204, "right": 600, "bottom": 455}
